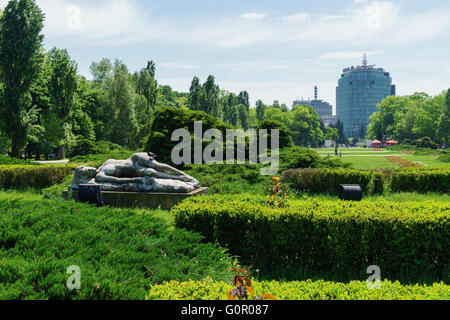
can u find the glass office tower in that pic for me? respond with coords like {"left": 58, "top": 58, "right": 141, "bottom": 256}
{"left": 336, "top": 55, "right": 395, "bottom": 138}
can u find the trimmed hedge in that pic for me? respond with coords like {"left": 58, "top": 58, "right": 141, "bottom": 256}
{"left": 283, "top": 167, "right": 450, "bottom": 194}
{"left": 146, "top": 277, "right": 450, "bottom": 300}
{"left": 173, "top": 197, "right": 450, "bottom": 283}
{"left": 0, "top": 165, "right": 74, "bottom": 188}
{"left": 282, "top": 168, "right": 383, "bottom": 194}
{"left": 389, "top": 169, "right": 450, "bottom": 193}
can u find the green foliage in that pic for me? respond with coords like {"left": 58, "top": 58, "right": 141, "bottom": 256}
{"left": 389, "top": 168, "right": 450, "bottom": 193}
{"left": 0, "top": 192, "right": 233, "bottom": 300}
{"left": 144, "top": 107, "right": 233, "bottom": 165}
{"left": 0, "top": 0, "right": 45, "bottom": 157}
{"left": 172, "top": 196, "right": 450, "bottom": 284}
{"left": 0, "top": 156, "right": 39, "bottom": 166}
{"left": 189, "top": 75, "right": 221, "bottom": 118}
{"left": 283, "top": 167, "right": 450, "bottom": 194}
{"left": 367, "top": 92, "right": 449, "bottom": 145}
{"left": 146, "top": 277, "right": 450, "bottom": 300}
{"left": 283, "top": 168, "right": 380, "bottom": 194}
{"left": 257, "top": 120, "right": 294, "bottom": 149}
{"left": 0, "top": 165, "right": 73, "bottom": 188}
{"left": 69, "top": 140, "right": 134, "bottom": 168}
{"left": 415, "top": 137, "right": 437, "bottom": 149}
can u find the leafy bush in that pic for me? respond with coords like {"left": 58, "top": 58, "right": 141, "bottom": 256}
{"left": 389, "top": 168, "right": 450, "bottom": 193}
{"left": 257, "top": 120, "right": 294, "bottom": 149}
{"left": 0, "top": 165, "right": 74, "bottom": 188}
{"left": 68, "top": 139, "right": 97, "bottom": 157}
{"left": 172, "top": 196, "right": 450, "bottom": 283}
{"left": 143, "top": 107, "right": 233, "bottom": 165}
{"left": 69, "top": 141, "right": 135, "bottom": 168}
{"left": 0, "top": 192, "right": 233, "bottom": 300}
{"left": 283, "top": 168, "right": 382, "bottom": 194}
{"left": 415, "top": 137, "right": 438, "bottom": 149}
{"left": 283, "top": 167, "right": 450, "bottom": 194}
{"left": 146, "top": 277, "right": 450, "bottom": 300}
{"left": 0, "top": 156, "right": 39, "bottom": 166}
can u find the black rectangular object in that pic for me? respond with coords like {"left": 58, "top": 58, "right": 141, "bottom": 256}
{"left": 78, "top": 184, "right": 104, "bottom": 207}
{"left": 339, "top": 184, "right": 363, "bottom": 201}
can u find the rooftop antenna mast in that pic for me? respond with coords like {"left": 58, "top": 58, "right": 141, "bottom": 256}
{"left": 314, "top": 86, "right": 318, "bottom": 101}
{"left": 362, "top": 53, "right": 368, "bottom": 67}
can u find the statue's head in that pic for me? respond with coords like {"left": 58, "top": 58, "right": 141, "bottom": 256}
{"left": 131, "top": 153, "right": 154, "bottom": 167}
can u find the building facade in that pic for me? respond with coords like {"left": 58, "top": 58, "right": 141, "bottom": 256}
{"left": 336, "top": 55, "right": 395, "bottom": 138}
{"left": 293, "top": 86, "right": 336, "bottom": 127}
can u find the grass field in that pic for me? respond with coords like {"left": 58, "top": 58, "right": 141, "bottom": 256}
{"left": 316, "top": 148, "right": 449, "bottom": 169}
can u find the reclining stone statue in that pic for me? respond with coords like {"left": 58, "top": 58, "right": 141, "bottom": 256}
{"left": 72, "top": 153, "right": 200, "bottom": 193}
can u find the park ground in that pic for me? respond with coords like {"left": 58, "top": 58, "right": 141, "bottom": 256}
{"left": 0, "top": 146, "right": 449, "bottom": 300}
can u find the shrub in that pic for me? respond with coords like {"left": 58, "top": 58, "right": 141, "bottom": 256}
{"left": 0, "top": 192, "right": 233, "bottom": 300}
{"left": 0, "top": 165, "right": 74, "bottom": 188}
{"left": 283, "top": 168, "right": 450, "bottom": 194}
{"left": 415, "top": 137, "right": 438, "bottom": 149}
{"left": 0, "top": 156, "right": 39, "bottom": 166}
{"left": 146, "top": 277, "right": 450, "bottom": 300}
{"left": 389, "top": 168, "right": 450, "bottom": 193}
{"left": 172, "top": 197, "right": 450, "bottom": 283}
{"left": 143, "top": 107, "right": 233, "bottom": 165}
{"left": 257, "top": 120, "right": 294, "bottom": 149}
{"left": 282, "top": 168, "right": 382, "bottom": 194}
{"left": 68, "top": 139, "right": 97, "bottom": 157}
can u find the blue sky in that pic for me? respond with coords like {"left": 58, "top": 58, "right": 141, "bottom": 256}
{"left": 1, "top": 0, "right": 449, "bottom": 113}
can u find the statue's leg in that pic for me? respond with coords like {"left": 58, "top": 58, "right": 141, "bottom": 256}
{"left": 142, "top": 168, "right": 196, "bottom": 183}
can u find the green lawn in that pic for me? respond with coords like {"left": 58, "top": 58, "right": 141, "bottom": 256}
{"left": 316, "top": 148, "right": 450, "bottom": 170}
{"left": 340, "top": 156, "right": 400, "bottom": 169}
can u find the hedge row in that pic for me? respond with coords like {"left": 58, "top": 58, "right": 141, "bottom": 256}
{"left": 0, "top": 165, "right": 74, "bottom": 188}
{"left": 173, "top": 197, "right": 450, "bottom": 283}
{"left": 146, "top": 277, "right": 450, "bottom": 300}
{"left": 282, "top": 167, "right": 450, "bottom": 194}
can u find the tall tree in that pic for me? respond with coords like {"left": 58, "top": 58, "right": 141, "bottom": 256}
{"left": 188, "top": 76, "right": 201, "bottom": 110}
{"left": 47, "top": 47, "right": 78, "bottom": 159}
{"left": 146, "top": 60, "right": 156, "bottom": 78}
{"left": 90, "top": 58, "right": 112, "bottom": 83}
{"left": 108, "top": 60, "right": 139, "bottom": 148}
{"left": 336, "top": 119, "right": 346, "bottom": 144}
{"left": 237, "top": 91, "right": 250, "bottom": 111}
{"left": 133, "top": 67, "right": 158, "bottom": 111}
{"left": 200, "top": 75, "right": 220, "bottom": 117}
{"left": 255, "top": 99, "right": 266, "bottom": 121}
{"left": 0, "top": 0, "right": 45, "bottom": 157}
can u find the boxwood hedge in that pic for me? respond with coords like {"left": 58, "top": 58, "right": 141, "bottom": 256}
{"left": 0, "top": 165, "right": 74, "bottom": 189}
{"left": 282, "top": 167, "right": 450, "bottom": 194}
{"left": 146, "top": 277, "right": 450, "bottom": 300}
{"left": 172, "top": 197, "right": 450, "bottom": 283}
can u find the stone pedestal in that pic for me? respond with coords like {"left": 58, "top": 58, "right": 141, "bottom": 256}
{"left": 62, "top": 187, "right": 208, "bottom": 210}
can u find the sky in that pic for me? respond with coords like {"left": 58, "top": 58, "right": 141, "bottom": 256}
{"left": 1, "top": 0, "right": 450, "bottom": 114}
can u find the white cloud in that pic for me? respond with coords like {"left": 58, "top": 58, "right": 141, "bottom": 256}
{"left": 320, "top": 50, "right": 384, "bottom": 60}
{"left": 282, "top": 13, "right": 311, "bottom": 24}
{"left": 240, "top": 13, "right": 266, "bottom": 20}
{"left": 290, "top": 1, "right": 450, "bottom": 46}
{"left": 28, "top": 0, "right": 171, "bottom": 46}
{"left": 319, "top": 15, "right": 347, "bottom": 21}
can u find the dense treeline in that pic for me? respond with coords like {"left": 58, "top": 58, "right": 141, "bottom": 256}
{"left": 367, "top": 91, "right": 450, "bottom": 147}
{"left": 0, "top": 1, "right": 447, "bottom": 160}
